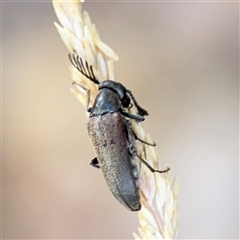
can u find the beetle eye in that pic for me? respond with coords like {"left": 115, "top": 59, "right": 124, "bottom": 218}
{"left": 122, "top": 97, "right": 130, "bottom": 108}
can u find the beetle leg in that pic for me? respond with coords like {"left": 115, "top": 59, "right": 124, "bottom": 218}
{"left": 127, "top": 141, "right": 169, "bottom": 173}
{"left": 121, "top": 110, "right": 145, "bottom": 122}
{"left": 126, "top": 89, "right": 149, "bottom": 116}
{"left": 136, "top": 154, "right": 170, "bottom": 173}
{"left": 72, "top": 82, "right": 92, "bottom": 112}
{"left": 125, "top": 121, "right": 169, "bottom": 173}
{"left": 126, "top": 120, "right": 156, "bottom": 146}
{"left": 131, "top": 130, "right": 156, "bottom": 146}
{"left": 90, "top": 157, "right": 100, "bottom": 169}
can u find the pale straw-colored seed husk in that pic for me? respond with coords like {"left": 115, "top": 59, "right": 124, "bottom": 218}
{"left": 52, "top": 1, "right": 180, "bottom": 239}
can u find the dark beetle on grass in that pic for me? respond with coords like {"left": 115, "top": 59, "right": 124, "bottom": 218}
{"left": 69, "top": 54, "right": 170, "bottom": 211}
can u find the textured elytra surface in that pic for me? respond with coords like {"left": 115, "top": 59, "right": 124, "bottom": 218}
{"left": 87, "top": 112, "right": 141, "bottom": 211}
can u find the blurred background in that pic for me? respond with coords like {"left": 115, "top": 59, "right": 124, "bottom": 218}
{"left": 2, "top": 1, "right": 239, "bottom": 239}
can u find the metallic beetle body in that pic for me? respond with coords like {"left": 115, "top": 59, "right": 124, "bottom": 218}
{"left": 87, "top": 86, "right": 142, "bottom": 211}
{"left": 68, "top": 54, "right": 168, "bottom": 211}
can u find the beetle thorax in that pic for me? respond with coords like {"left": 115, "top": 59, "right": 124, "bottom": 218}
{"left": 90, "top": 88, "right": 122, "bottom": 117}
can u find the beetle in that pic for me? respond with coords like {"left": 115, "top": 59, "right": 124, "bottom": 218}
{"left": 69, "top": 54, "right": 169, "bottom": 211}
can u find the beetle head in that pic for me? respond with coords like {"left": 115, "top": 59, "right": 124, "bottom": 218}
{"left": 99, "top": 80, "right": 131, "bottom": 108}
{"left": 69, "top": 54, "right": 149, "bottom": 116}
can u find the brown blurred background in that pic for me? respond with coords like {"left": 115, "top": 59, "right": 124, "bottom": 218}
{"left": 2, "top": 1, "right": 239, "bottom": 239}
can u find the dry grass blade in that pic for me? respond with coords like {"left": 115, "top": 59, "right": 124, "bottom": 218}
{"left": 52, "top": 0, "right": 180, "bottom": 239}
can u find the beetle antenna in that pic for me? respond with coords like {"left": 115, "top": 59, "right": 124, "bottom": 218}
{"left": 68, "top": 54, "right": 100, "bottom": 85}
{"left": 126, "top": 90, "right": 149, "bottom": 116}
